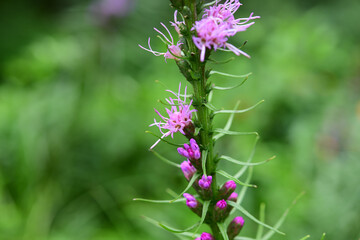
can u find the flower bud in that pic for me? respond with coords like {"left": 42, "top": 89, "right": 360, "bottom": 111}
{"left": 228, "top": 192, "right": 238, "bottom": 202}
{"left": 227, "top": 216, "right": 245, "bottom": 239}
{"left": 214, "top": 199, "right": 228, "bottom": 221}
{"left": 181, "top": 160, "right": 197, "bottom": 181}
{"left": 196, "top": 232, "right": 214, "bottom": 240}
{"left": 178, "top": 138, "right": 201, "bottom": 168}
{"left": 183, "top": 193, "right": 202, "bottom": 217}
{"left": 198, "top": 175, "right": 212, "bottom": 189}
{"left": 218, "top": 180, "right": 236, "bottom": 199}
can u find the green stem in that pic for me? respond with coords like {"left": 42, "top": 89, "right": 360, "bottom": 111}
{"left": 181, "top": 1, "right": 222, "bottom": 239}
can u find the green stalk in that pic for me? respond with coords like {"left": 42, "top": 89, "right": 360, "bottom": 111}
{"left": 181, "top": 0, "right": 222, "bottom": 239}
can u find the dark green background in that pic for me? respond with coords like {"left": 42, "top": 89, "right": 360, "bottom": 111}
{"left": 0, "top": 0, "right": 359, "bottom": 239}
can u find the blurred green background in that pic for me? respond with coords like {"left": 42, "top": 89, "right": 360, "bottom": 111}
{"left": 0, "top": 0, "right": 359, "bottom": 239}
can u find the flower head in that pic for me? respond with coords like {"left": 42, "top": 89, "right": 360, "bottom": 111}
{"left": 149, "top": 83, "right": 196, "bottom": 149}
{"left": 199, "top": 232, "right": 215, "bottom": 240}
{"left": 198, "top": 175, "right": 212, "bottom": 189}
{"left": 139, "top": 21, "right": 183, "bottom": 61}
{"left": 183, "top": 193, "right": 198, "bottom": 208}
{"left": 181, "top": 160, "right": 197, "bottom": 181}
{"left": 192, "top": 0, "right": 260, "bottom": 61}
{"left": 227, "top": 216, "right": 245, "bottom": 239}
{"left": 178, "top": 138, "right": 201, "bottom": 160}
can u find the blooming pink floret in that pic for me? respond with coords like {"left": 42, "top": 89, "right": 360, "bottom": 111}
{"left": 149, "top": 83, "right": 196, "bottom": 149}
{"left": 192, "top": 0, "right": 260, "bottom": 61}
{"left": 139, "top": 14, "right": 184, "bottom": 62}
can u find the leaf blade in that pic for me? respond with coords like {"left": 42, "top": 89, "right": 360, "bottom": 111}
{"left": 214, "top": 100, "right": 264, "bottom": 115}
{"left": 216, "top": 170, "right": 257, "bottom": 188}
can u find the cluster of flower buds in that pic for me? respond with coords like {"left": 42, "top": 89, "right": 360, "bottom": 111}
{"left": 178, "top": 138, "right": 201, "bottom": 168}
{"left": 195, "top": 232, "right": 215, "bottom": 240}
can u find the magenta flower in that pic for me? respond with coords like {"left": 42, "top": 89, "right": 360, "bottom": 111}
{"left": 216, "top": 199, "right": 227, "bottom": 210}
{"left": 149, "top": 83, "right": 196, "bottom": 149}
{"left": 183, "top": 193, "right": 198, "bottom": 208}
{"left": 192, "top": 0, "right": 260, "bottom": 61}
{"left": 228, "top": 192, "right": 238, "bottom": 202}
{"left": 196, "top": 232, "right": 214, "bottom": 240}
{"left": 198, "top": 175, "right": 212, "bottom": 189}
{"left": 177, "top": 138, "right": 201, "bottom": 160}
{"left": 139, "top": 13, "right": 184, "bottom": 61}
{"left": 227, "top": 216, "right": 245, "bottom": 239}
{"left": 181, "top": 160, "right": 197, "bottom": 181}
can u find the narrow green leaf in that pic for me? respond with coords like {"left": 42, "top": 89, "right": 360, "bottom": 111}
{"left": 214, "top": 100, "right": 264, "bottom": 115}
{"left": 210, "top": 71, "right": 252, "bottom": 79}
{"left": 299, "top": 235, "right": 311, "bottom": 240}
{"left": 234, "top": 237, "right": 257, "bottom": 240}
{"left": 213, "top": 101, "right": 241, "bottom": 141}
{"left": 202, "top": 0, "right": 217, "bottom": 8}
{"left": 204, "top": 103, "right": 218, "bottom": 111}
{"left": 228, "top": 201, "right": 285, "bottom": 235}
{"left": 194, "top": 127, "right": 202, "bottom": 136}
{"left": 208, "top": 90, "right": 214, "bottom": 102}
{"left": 150, "top": 150, "right": 180, "bottom": 168}
{"left": 193, "top": 200, "right": 210, "bottom": 235}
{"left": 142, "top": 216, "right": 199, "bottom": 234}
{"left": 261, "top": 192, "right": 305, "bottom": 240}
{"left": 320, "top": 233, "right": 326, "bottom": 240}
{"left": 256, "top": 203, "right": 266, "bottom": 240}
{"left": 234, "top": 136, "right": 260, "bottom": 179}
{"left": 158, "top": 99, "right": 182, "bottom": 107}
{"left": 146, "top": 131, "right": 183, "bottom": 147}
{"left": 217, "top": 222, "right": 230, "bottom": 240}
{"left": 133, "top": 198, "right": 185, "bottom": 203}
{"left": 166, "top": 188, "right": 179, "bottom": 198}
{"left": 216, "top": 170, "right": 257, "bottom": 188}
{"left": 236, "top": 167, "right": 253, "bottom": 206}
{"left": 219, "top": 155, "right": 275, "bottom": 166}
{"left": 170, "top": 173, "right": 200, "bottom": 203}
{"left": 208, "top": 57, "right": 235, "bottom": 65}
{"left": 202, "top": 150, "right": 208, "bottom": 176}
{"left": 212, "top": 77, "right": 248, "bottom": 91}
{"left": 214, "top": 129, "right": 258, "bottom": 137}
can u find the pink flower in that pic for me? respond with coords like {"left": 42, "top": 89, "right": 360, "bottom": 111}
{"left": 177, "top": 138, "right": 201, "bottom": 160}
{"left": 181, "top": 160, "right": 197, "bottom": 181}
{"left": 198, "top": 175, "right": 212, "bottom": 189}
{"left": 139, "top": 12, "right": 184, "bottom": 61}
{"left": 149, "top": 83, "right": 196, "bottom": 149}
{"left": 192, "top": 0, "right": 260, "bottom": 61}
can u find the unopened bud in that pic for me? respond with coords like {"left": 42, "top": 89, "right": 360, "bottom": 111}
{"left": 195, "top": 232, "right": 214, "bottom": 240}
{"left": 181, "top": 160, "right": 197, "bottom": 181}
{"left": 228, "top": 192, "right": 238, "bottom": 202}
{"left": 227, "top": 216, "right": 245, "bottom": 239}
{"left": 219, "top": 180, "right": 237, "bottom": 199}
{"left": 198, "top": 175, "right": 212, "bottom": 189}
{"left": 214, "top": 199, "right": 228, "bottom": 221}
{"left": 183, "top": 193, "right": 202, "bottom": 217}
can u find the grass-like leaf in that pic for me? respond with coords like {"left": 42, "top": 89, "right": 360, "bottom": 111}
{"left": 150, "top": 150, "right": 180, "bottom": 168}
{"left": 320, "top": 233, "right": 326, "bottom": 240}
{"left": 213, "top": 101, "right": 240, "bottom": 141}
{"left": 193, "top": 200, "right": 210, "bottom": 236}
{"left": 210, "top": 71, "right": 252, "bottom": 79}
{"left": 133, "top": 197, "right": 185, "bottom": 203}
{"left": 217, "top": 222, "right": 230, "bottom": 240}
{"left": 234, "top": 237, "right": 257, "bottom": 240}
{"left": 256, "top": 203, "right": 266, "bottom": 240}
{"left": 204, "top": 103, "right": 218, "bottom": 111}
{"left": 146, "top": 131, "right": 183, "bottom": 147}
{"left": 236, "top": 167, "right": 253, "bottom": 206}
{"left": 234, "top": 136, "right": 260, "bottom": 179}
{"left": 213, "top": 129, "right": 258, "bottom": 137}
{"left": 214, "top": 100, "right": 264, "bottom": 115}
{"left": 142, "top": 216, "right": 199, "bottom": 235}
{"left": 261, "top": 192, "right": 305, "bottom": 240}
{"left": 216, "top": 170, "right": 257, "bottom": 188}
{"left": 212, "top": 77, "right": 248, "bottom": 91}
{"left": 220, "top": 155, "right": 275, "bottom": 166}
{"left": 228, "top": 201, "right": 285, "bottom": 235}
{"left": 202, "top": 150, "right": 208, "bottom": 176}
{"left": 299, "top": 235, "right": 311, "bottom": 240}
{"left": 170, "top": 173, "right": 200, "bottom": 203}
